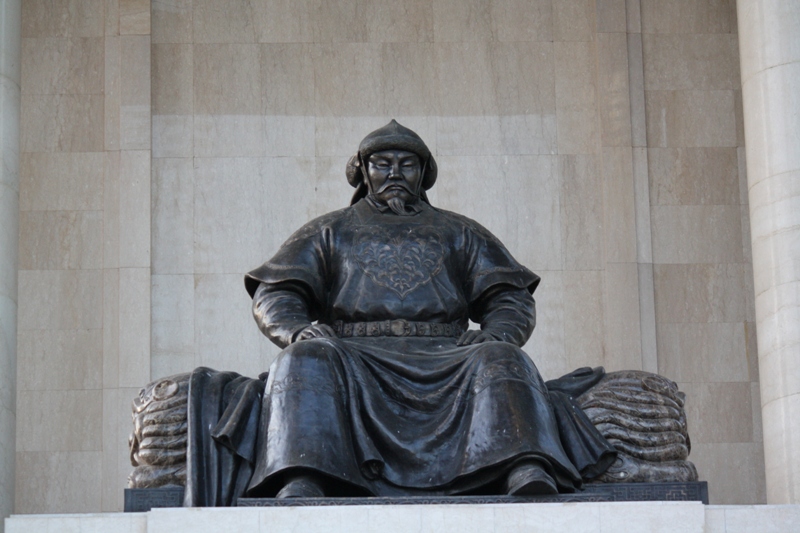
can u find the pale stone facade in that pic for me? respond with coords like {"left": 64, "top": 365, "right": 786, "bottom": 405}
{"left": 0, "top": 0, "right": 797, "bottom": 525}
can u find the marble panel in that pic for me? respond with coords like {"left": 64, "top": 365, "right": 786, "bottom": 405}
{"left": 148, "top": 507, "right": 261, "bottom": 533}
{"left": 597, "top": 33, "right": 632, "bottom": 147}
{"left": 194, "top": 273, "right": 279, "bottom": 379}
{"left": 657, "top": 322, "right": 749, "bottom": 383}
{"left": 260, "top": 43, "right": 314, "bottom": 115}
{"left": 18, "top": 210, "right": 102, "bottom": 270}
{"left": 596, "top": 0, "right": 626, "bottom": 33}
{"left": 193, "top": 44, "right": 260, "bottom": 115}
{"left": 20, "top": 93, "right": 104, "bottom": 152}
{"left": 261, "top": 157, "right": 319, "bottom": 250}
{"left": 435, "top": 42, "right": 496, "bottom": 115}
{"left": 645, "top": 90, "right": 737, "bottom": 148}
{"left": 193, "top": 0, "right": 257, "bottom": 43}
{"left": 17, "top": 269, "right": 102, "bottom": 330}
{"left": 434, "top": 155, "right": 561, "bottom": 271}
{"left": 553, "top": 0, "right": 596, "bottom": 42}
{"left": 151, "top": 275, "right": 196, "bottom": 379}
{"left": 313, "top": 116, "right": 428, "bottom": 157}
{"left": 152, "top": 44, "right": 193, "bottom": 115}
{"left": 105, "top": 0, "right": 119, "bottom": 36}
{"left": 152, "top": 157, "right": 194, "bottom": 275}
{"left": 436, "top": 115, "right": 557, "bottom": 156}
{"left": 118, "top": 267, "right": 151, "bottom": 388}
{"left": 741, "top": 64, "right": 800, "bottom": 182}
{"left": 628, "top": 33, "right": 647, "bottom": 147}
{"left": 263, "top": 116, "right": 315, "bottom": 157}
{"left": 381, "top": 43, "right": 437, "bottom": 116}
{"left": 598, "top": 502, "right": 705, "bottom": 533}
{"left": 6, "top": 513, "right": 146, "bottom": 533}
{"left": 640, "top": 0, "right": 734, "bottom": 34}
{"left": 737, "top": 0, "right": 800, "bottom": 82}
{"left": 679, "top": 381, "right": 753, "bottom": 444}
{"left": 555, "top": 42, "right": 598, "bottom": 154}
{"left": 648, "top": 147, "right": 739, "bottom": 206}
{"left": 365, "top": 0, "right": 434, "bottom": 42}
{"left": 119, "top": 150, "right": 150, "bottom": 268}
{"left": 626, "top": 0, "right": 641, "bottom": 32}
{"left": 722, "top": 504, "right": 800, "bottom": 532}
{"left": 193, "top": 115, "right": 265, "bottom": 157}
{"left": 309, "top": 156, "right": 359, "bottom": 218}
{"left": 17, "top": 389, "right": 102, "bottom": 451}
{"left": 602, "top": 147, "right": 637, "bottom": 263}
{"left": 651, "top": 205, "right": 743, "bottom": 264}
{"left": 746, "top": 321, "right": 759, "bottom": 382}
{"left": 653, "top": 263, "right": 750, "bottom": 324}
{"left": 643, "top": 34, "right": 740, "bottom": 91}
{"left": 104, "top": 35, "right": 120, "bottom": 150}
{"left": 152, "top": 115, "right": 194, "bottom": 158}
{"left": 103, "top": 151, "right": 120, "bottom": 269}
{"left": 525, "top": 271, "right": 568, "bottom": 382}
{"left": 638, "top": 263, "right": 658, "bottom": 373}
{"left": 734, "top": 88, "right": 745, "bottom": 149}
{"left": 252, "top": 0, "right": 314, "bottom": 43}
{"left": 119, "top": 0, "right": 149, "bottom": 35}
{"left": 490, "top": 42, "right": 555, "bottom": 116}
{"left": 690, "top": 443, "right": 766, "bottom": 504}
{"left": 563, "top": 270, "right": 605, "bottom": 372}
{"left": 102, "top": 387, "right": 142, "bottom": 512}
{"left": 14, "top": 451, "right": 103, "bottom": 513}
{"left": 631, "top": 148, "right": 652, "bottom": 262}
{"left": 21, "top": 0, "right": 104, "bottom": 38}
{"left": 16, "top": 329, "right": 101, "bottom": 391}
{"left": 432, "top": 0, "right": 492, "bottom": 42}
{"left": 102, "top": 268, "right": 120, "bottom": 388}
{"left": 19, "top": 152, "right": 103, "bottom": 211}
{"left": 490, "top": 0, "right": 552, "bottom": 42}
{"left": 559, "top": 155, "right": 604, "bottom": 270}
{"left": 21, "top": 37, "right": 104, "bottom": 95}
{"left": 120, "top": 104, "right": 151, "bottom": 150}
{"left": 313, "top": 43, "right": 383, "bottom": 116}
{"left": 120, "top": 36, "right": 150, "bottom": 106}
{"left": 309, "top": 0, "right": 369, "bottom": 43}
{"left": 152, "top": 0, "right": 192, "bottom": 44}
{"left": 603, "top": 263, "right": 642, "bottom": 372}
{"left": 193, "top": 157, "right": 265, "bottom": 273}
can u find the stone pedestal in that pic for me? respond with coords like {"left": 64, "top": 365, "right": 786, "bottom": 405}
{"left": 737, "top": 0, "right": 800, "bottom": 504}
{"left": 0, "top": 0, "right": 21, "bottom": 530}
{"left": 6, "top": 503, "right": 800, "bottom": 533}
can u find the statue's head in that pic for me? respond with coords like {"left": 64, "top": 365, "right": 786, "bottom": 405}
{"left": 346, "top": 120, "right": 438, "bottom": 210}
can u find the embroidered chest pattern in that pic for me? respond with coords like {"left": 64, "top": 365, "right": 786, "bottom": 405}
{"left": 352, "top": 226, "right": 446, "bottom": 298}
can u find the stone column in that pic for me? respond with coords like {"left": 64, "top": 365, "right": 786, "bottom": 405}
{"left": 0, "top": 0, "right": 21, "bottom": 528}
{"left": 737, "top": 0, "right": 800, "bottom": 504}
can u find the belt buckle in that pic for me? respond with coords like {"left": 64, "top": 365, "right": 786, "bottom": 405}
{"left": 390, "top": 319, "right": 410, "bottom": 336}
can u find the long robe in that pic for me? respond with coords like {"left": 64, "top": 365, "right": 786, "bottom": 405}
{"left": 243, "top": 199, "right": 610, "bottom": 496}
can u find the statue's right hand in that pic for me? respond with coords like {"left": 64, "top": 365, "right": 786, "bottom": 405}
{"left": 295, "top": 324, "right": 336, "bottom": 341}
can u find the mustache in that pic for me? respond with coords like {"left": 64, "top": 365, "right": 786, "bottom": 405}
{"left": 377, "top": 181, "right": 415, "bottom": 195}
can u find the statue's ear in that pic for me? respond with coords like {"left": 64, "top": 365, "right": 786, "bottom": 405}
{"left": 346, "top": 154, "right": 362, "bottom": 188}
{"left": 421, "top": 155, "right": 438, "bottom": 190}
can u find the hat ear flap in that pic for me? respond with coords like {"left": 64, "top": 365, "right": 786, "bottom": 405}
{"left": 346, "top": 155, "right": 362, "bottom": 188}
{"left": 421, "top": 155, "right": 437, "bottom": 191}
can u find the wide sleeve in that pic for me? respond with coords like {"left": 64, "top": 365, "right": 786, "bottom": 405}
{"left": 244, "top": 216, "right": 334, "bottom": 317}
{"left": 460, "top": 217, "right": 541, "bottom": 303}
{"left": 251, "top": 283, "right": 314, "bottom": 349}
{"left": 469, "top": 285, "right": 537, "bottom": 347}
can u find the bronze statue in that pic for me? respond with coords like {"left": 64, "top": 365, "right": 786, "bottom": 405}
{"left": 129, "top": 121, "right": 698, "bottom": 506}
{"left": 242, "top": 120, "right": 613, "bottom": 499}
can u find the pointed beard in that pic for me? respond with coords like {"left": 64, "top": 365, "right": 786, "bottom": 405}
{"left": 386, "top": 196, "right": 420, "bottom": 216}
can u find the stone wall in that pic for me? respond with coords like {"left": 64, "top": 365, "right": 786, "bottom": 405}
{"left": 14, "top": 0, "right": 762, "bottom": 513}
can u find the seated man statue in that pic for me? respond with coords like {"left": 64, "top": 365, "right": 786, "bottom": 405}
{"left": 242, "top": 120, "right": 613, "bottom": 499}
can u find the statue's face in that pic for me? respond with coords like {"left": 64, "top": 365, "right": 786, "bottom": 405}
{"left": 365, "top": 150, "right": 422, "bottom": 205}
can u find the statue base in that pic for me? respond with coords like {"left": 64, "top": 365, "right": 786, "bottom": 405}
{"left": 124, "top": 482, "right": 708, "bottom": 512}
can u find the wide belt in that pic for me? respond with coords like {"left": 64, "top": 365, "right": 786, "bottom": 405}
{"left": 332, "top": 319, "right": 464, "bottom": 338}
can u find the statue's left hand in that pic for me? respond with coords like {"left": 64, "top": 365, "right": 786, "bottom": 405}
{"left": 457, "top": 330, "right": 504, "bottom": 346}
{"left": 295, "top": 324, "right": 336, "bottom": 341}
